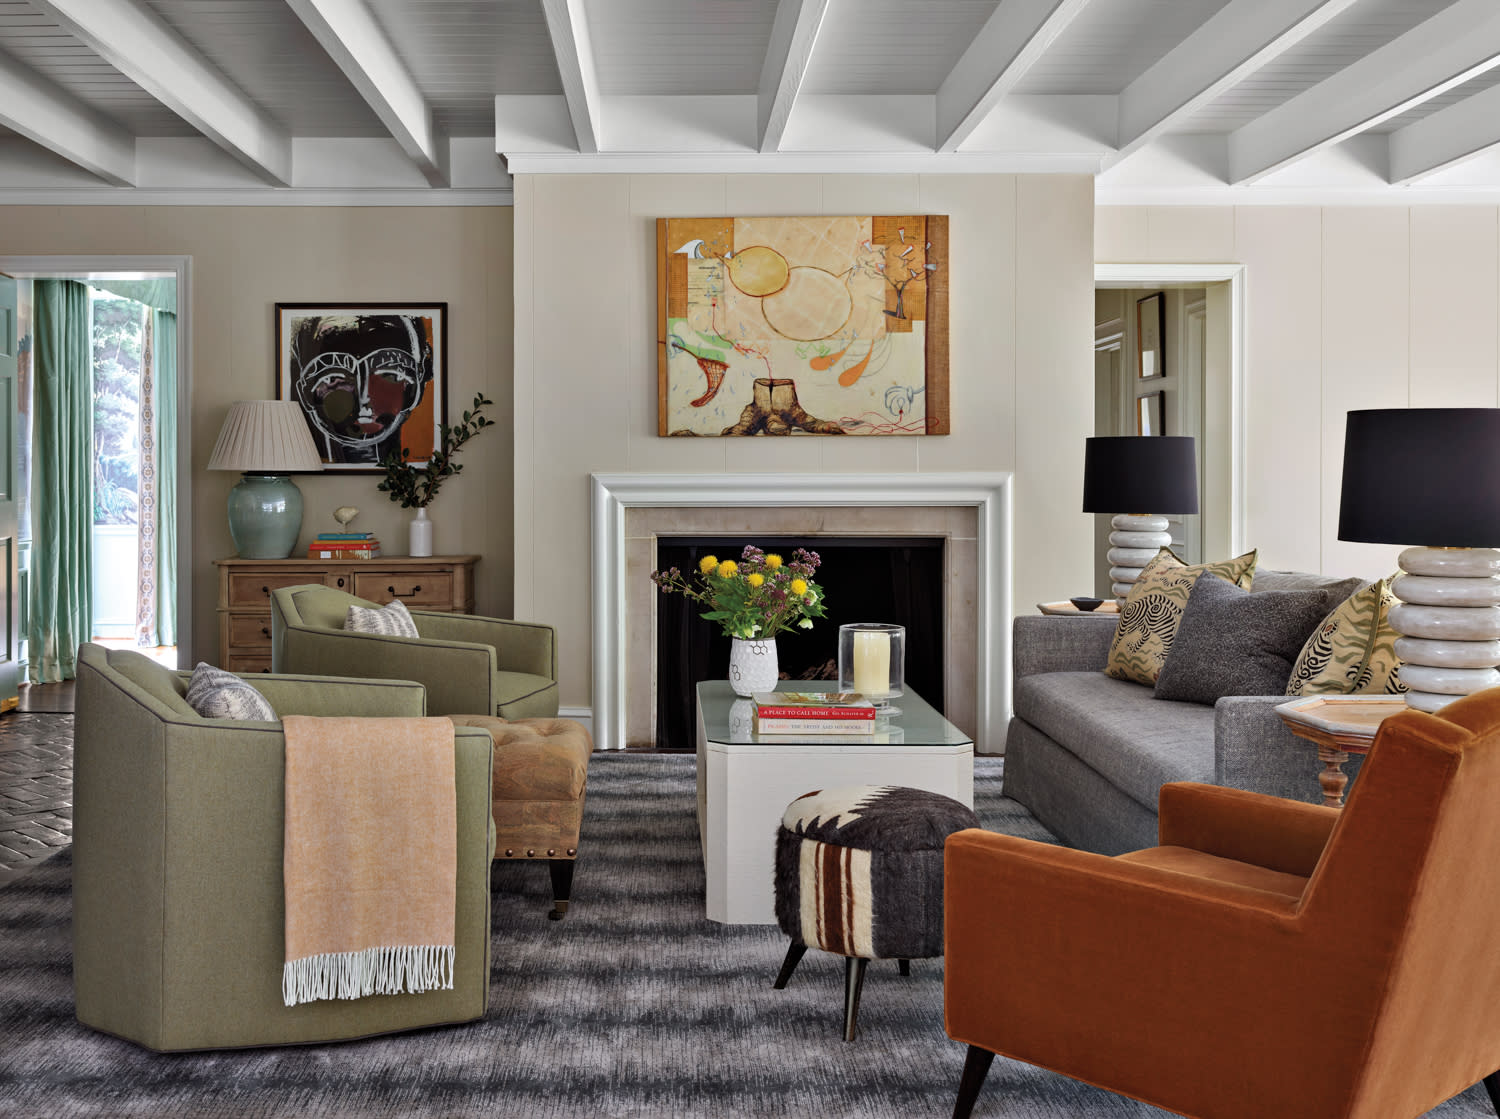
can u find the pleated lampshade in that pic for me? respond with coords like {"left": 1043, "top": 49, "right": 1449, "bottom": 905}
{"left": 207, "top": 401, "right": 324, "bottom": 473}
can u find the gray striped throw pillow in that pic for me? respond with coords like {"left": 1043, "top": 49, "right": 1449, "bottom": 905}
{"left": 344, "top": 598, "right": 420, "bottom": 638}
{"left": 185, "top": 662, "right": 277, "bottom": 721}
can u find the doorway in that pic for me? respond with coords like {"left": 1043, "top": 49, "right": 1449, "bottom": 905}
{"left": 1094, "top": 264, "right": 1245, "bottom": 598}
{"left": 2, "top": 255, "right": 192, "bottom": 679}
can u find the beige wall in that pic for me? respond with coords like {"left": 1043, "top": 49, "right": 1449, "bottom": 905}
{"left": 513, "top": 173, "right": 1097, "bottom": 712}
{"left": 1097, "top": 205, "right": 1500, "bottom": 583}
{"left": 0, "top": 205, "right": 514, "bottom": 666}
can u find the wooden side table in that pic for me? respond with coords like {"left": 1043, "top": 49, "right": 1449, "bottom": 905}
{"left": 214, "top": 555, "right": 478, "bottom": 673}
{"left": 1276, "top": 696, "right": 1406, "bottom": 808}
{"left": 1037, "top": 600, "right": 1120, "bottom": 616}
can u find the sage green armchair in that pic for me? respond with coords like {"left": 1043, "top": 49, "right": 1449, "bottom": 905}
{"left": 269, "top": 584, "right": 559, "bottom": 719}
{"left": 72, "top": 643, "right": 494, "bottom": 1051}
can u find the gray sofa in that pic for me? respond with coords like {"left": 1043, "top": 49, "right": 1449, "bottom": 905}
{"left": 1002, "top": 570, "right": 1367, "bottom": 855}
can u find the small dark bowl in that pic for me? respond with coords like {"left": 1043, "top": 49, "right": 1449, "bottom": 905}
{"left": 1069, "top": 596, "right": 1104, "bottom": 612}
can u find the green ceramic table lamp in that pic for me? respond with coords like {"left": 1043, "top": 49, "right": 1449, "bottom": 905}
{"left": 207, "top": 400, "right": 324, "bottom": 559}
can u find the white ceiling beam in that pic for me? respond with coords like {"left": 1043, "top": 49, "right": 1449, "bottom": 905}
{"left": 757, "top": 0, "right": 830, "bottom": 153}
{"left": 935, "top": 0, "right": 1093, "bottom": 153}
{"left": 1389, "top": 83, "right": 1500, "bottom": 184}
{"left": 1111, "top": 0, "right": 1360, "bottom": 169}
{"left": 539, "top": 0, "right": 602, "bottom": 154}
{"left": 1228, "top": 0, "right": 1500, "bottom": 185}
{"left": 29, "top": 0, "right": 291, "bottom": 186}
{"left": 285, "top": 0, "right": 448, "bottom": 187}
{"left": 0, "top": 51, "right": 135, "bottom": 186}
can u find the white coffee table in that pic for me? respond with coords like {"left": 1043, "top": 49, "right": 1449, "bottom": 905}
{"left": 695, "top": 680, "right": 975, "bottom": 925}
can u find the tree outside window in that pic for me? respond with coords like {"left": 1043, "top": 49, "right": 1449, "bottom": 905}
{"left": 91, "top": 294, "right": 144, "bottom": 526}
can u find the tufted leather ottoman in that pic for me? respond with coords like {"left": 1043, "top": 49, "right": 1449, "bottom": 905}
{"left": 447, "top": 715, "right": 593, "bottom": 919}
{"left": 773, "top": 783, "right": 980, "bottom": 1040}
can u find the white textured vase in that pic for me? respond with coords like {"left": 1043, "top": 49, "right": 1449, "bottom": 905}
{"left": 728, "top": 637, "right": 778, "bottom": 697}
{"left": 409, "top": 507, "right": 434, "bottom": 557}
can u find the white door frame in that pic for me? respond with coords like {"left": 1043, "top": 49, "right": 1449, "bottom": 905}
{"left": 0, "top": 255, "right": 193, "bottom": 664}
{"left": 1095, "top": 263, "right": 1247, "bottom": 557}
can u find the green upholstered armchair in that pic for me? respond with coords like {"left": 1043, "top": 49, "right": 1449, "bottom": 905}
{"left": 72, "top": 643, "right": 494, "bottom": 1052}
{"left": 269, "top": 584, "right": 559, "bottom": 720}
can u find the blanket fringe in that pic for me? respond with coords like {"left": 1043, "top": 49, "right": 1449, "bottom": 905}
{"left": 283, "top": 944, "right": 455, "bottom": 1007}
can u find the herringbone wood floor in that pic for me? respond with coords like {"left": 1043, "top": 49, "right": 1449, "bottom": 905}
{"left": 0, "top": 683, "right": 74, "bottom": 888}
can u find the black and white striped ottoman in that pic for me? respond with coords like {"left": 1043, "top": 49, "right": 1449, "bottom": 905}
{"left": 771, "top": 783, "right": 980, "bottom": 1041}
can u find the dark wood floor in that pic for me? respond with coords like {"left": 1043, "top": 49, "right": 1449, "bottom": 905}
{"left": 0, "top": 682, "right": 76, "bottom": 886}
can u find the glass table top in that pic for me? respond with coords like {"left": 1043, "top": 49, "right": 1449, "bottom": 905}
{"left": 696, "top": 680, "right": 973, "bottom": 748}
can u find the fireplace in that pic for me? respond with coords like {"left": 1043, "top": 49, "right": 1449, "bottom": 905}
{"left": 653, "top": 536, "right": 947, "bottom": 749}
{"left": 589, "top": 472, "right": 1013, "bottom": 752}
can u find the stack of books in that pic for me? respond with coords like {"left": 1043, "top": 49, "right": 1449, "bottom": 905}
{"left": 307, "top": 531, "right": 382, "bottom": 560}
{"left": 751, "top": 691, "right": 877, "bottom": 735}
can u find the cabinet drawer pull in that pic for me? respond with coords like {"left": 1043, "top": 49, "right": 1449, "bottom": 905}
{"left": 337, "top": 577, "right": 345, "bottom": 588}
{"left": 388, "top": 584, "right": 421, "bottom": 596}
{"left": 261, "top": 585, "right": 270, "bottom": 595}
{"left": 260, "top": 626, "right": 270, "bottom": 638}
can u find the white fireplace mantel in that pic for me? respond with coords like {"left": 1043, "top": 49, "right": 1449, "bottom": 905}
{"left": 589, "top": 471, "right": 1013, "bottom": 752}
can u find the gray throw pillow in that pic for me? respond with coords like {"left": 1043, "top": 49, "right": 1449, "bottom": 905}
{"left": 345, "top": 598, "right": 420, "bottom": 638}
{"left": 1154, "top": 575, "right": 1343, "bottom": 704}
{"left": 184, "top": 662, "right": 277, "bottom": 721}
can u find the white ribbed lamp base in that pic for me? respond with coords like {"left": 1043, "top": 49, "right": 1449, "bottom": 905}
{"left": 1106, "top": 514, "right": 1171, "bottom": 600}
{"left": 1390, "top": 547, "right": 1500, "bottom": 712}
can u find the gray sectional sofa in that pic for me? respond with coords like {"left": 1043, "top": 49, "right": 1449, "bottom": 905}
{"left": 1002, "top": 570, "right": 1367, "bottom": 855}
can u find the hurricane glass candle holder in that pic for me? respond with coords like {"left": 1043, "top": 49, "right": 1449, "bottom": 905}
{"left": 838, "top": 623, "right": 905, "bottom": 717}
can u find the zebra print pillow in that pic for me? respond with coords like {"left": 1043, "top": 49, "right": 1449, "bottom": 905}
{"left": 1285, "top": 577, "right": 1407, "bottom": 696}
{"left": 1104, "top": 547, "right": 1259, "bottom": 687}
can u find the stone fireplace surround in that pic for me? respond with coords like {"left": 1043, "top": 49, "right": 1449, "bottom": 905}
{"left": 590, "top": 473, "right": 1013, "bottom": 753}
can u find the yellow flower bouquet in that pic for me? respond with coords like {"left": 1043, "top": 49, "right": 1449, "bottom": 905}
{"left": 650, "top": 545, "right": 826, "bottom": 640}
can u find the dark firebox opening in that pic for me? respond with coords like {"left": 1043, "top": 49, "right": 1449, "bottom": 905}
{"left": 653, "top": 536, "right": 946, "bottom": 750}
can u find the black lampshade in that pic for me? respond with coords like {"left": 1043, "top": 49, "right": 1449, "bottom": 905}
{"left": 1338, "top": 408, "right": 1500, "bottom": 547}
{"left": 1082, "top": 436, "right": 1199, "bottom": 514}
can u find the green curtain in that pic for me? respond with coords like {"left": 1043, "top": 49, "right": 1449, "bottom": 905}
{"left": 153, "top": 309, "right": 176, "bottom": 646}
{"left": 28, "top": 280, "right": 93, "bottom": 683}
{"left": 88, "top": 277, "right": 176, "bottom": 314}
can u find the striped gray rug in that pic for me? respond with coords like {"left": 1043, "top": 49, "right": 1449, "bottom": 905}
{"left": 0, "top": 754, "right": 1492, "bottom": 1118}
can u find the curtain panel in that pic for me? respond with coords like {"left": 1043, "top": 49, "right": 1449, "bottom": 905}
{"left": 29, "top": 279, "right": 92, "bottom": 683}
{"left": 152, "top": 309, "right": 176, "bottom": 646}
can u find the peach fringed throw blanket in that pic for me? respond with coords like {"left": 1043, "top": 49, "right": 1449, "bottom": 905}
{"left": 281, "top": 716, "right": 457, "bottom": 1007}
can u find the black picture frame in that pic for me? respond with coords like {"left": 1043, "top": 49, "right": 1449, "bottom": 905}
{"left": 274, "top": 302, "right": 447, "bottom": 474}
{"left": 1136, "top": 292, "right": 1164, "bottom": 379}
{"left": 1137, "top": 391, "right": 1164, "bottom": 436}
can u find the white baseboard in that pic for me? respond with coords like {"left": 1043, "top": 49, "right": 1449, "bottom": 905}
{"left": 558, "top": 706, "right": 594, "bottom": 739}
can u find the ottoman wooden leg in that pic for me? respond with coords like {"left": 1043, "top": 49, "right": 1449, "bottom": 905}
{"left": 773, "top": 941, "right": 807, "bottom": 989}
{"left": 548, "top": 859, "right": 575, "bottom": 921}
{"left": 843, "top": 957, "right": 869, "bottom": 1042}
{"left": 898, "top": 958, "right": 911, "bottom": 976}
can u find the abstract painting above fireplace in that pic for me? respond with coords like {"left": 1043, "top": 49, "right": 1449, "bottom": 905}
{"left": 656, "top": 216, "right": 949, "bottom": 437}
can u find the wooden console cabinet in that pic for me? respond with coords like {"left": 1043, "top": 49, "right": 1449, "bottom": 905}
{"left": 214, "top": 555, "right": 478, "bottom": 673}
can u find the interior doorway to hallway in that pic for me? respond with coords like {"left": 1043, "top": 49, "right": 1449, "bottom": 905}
{"left": 1, "top": 255, "right": 192, "bottom": 681}
{"left": 1093, "top": 264, "right": 1246, "bottom": 600}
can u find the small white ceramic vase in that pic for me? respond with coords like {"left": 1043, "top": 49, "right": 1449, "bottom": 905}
{"left": 409, "top": 507, "right": 434, "bottom": 557}
{"left": 728, "top": 637, "right": 778, "bottom": 697}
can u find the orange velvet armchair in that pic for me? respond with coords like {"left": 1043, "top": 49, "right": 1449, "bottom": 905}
{"left": 945, "top": 688, "right": 1500, "bottom": 1119}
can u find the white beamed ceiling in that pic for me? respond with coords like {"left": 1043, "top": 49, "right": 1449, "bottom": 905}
{"left": 2, "top": 0, "right": 1500, "bottom": 203}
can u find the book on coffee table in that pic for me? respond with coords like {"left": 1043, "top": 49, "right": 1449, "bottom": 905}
{"left": 751, "top": 691, "right": 876, "bottom": 735}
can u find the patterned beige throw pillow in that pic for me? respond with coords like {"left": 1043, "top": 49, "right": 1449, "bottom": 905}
{"left": 1104, "top": 548, "right": 1259, "bottom": 686}
{"left": 1285, "top": 577, "right": 1407, "bottom": 696}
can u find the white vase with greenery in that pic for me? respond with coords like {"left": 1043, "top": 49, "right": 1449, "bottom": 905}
{"left": 378, "top": 394, "right": 494, "bottom": 557}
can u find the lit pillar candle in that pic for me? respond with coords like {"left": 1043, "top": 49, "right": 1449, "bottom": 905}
{"left": 852, "top": 630, "right": 890, "bottom": 696}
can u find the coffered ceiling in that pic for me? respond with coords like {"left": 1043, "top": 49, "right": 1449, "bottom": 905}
{"left": 2, "top": 0, "right": 1499, "bottom": 204}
